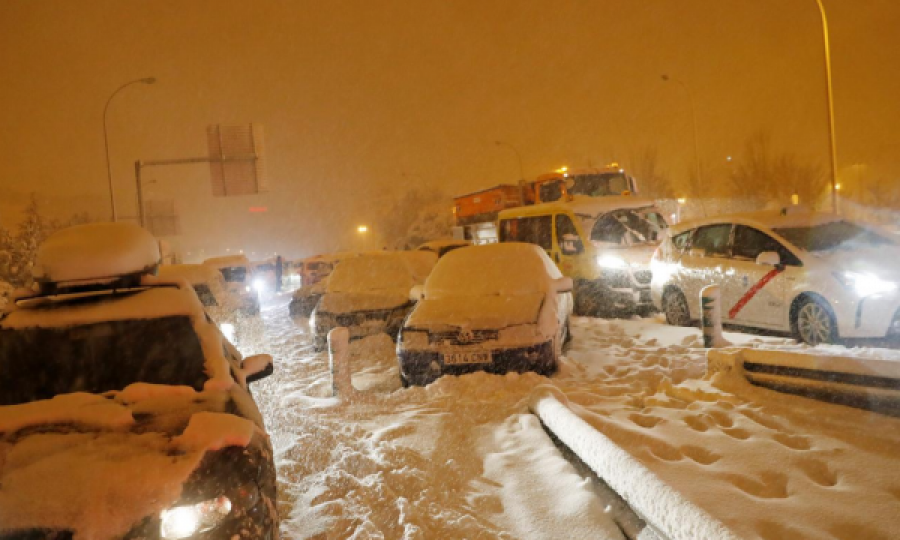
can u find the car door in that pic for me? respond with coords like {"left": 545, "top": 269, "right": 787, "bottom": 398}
{"left": 679, "top": 223, "right": 733, "bottom": 316}
{"left": 724, "top": 225, "right": 797, "bottom": 329}
{"left": 554, "top": 213, "right": 583, "bottom": 276}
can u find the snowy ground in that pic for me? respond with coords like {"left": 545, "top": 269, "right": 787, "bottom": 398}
{"left": 243, "top": 295, "right": 900, "bottom": 540}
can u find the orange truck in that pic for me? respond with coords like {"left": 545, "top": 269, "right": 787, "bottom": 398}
{"left": 452, "top": 165, "right": 638, "bottom": 243}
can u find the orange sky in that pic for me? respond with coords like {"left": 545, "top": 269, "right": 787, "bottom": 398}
{"left": 1, "top": 0, "right": 898, "bottom": 258}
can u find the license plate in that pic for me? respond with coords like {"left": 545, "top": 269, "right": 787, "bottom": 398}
{"left": 444, "top": 351, "right": 491, "bottom": 365}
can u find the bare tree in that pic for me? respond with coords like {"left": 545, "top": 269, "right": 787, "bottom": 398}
{"left": 627, "top": 146, "right": 675, "bottom": 199}
{"left": 729, "top": 130, "right": 824, "bottom": 206}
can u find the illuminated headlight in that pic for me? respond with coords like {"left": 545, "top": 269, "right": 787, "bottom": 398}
{"left": 245, "top": 285, "right": 251, "bottom": 293}
{"left": 252, "top": 278, "right": 267, "bottom": 292}
{"left": 835, "top": 271, "right": 898, "bottom": 297}
{"left": 597, "top": 254, "right": 627, "bottom": 269}
{"left": 160, "top": 496, "right": 232, "bottom": 539}
{"left": 220, "top": 322, "right": 236, "bottom": 342}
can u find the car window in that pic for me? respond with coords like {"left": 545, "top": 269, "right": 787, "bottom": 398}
{"left": 538, "top": 182, "right": 564, "bottom": 202}
{"left": 732, "top": 225, "right": 802, "bottom": 266}
{"left": 499, "top": 216, "right": 553, "bottom": 250}
{"left": 693, "top": 224, "right": 732, "bottom": 257}
{"left": 672, "top": 230, "right": 692, "bottom": 251}
{"left": 0, "top": 316, "right": 207, "bottom": 405}
{"left": 193, "top": 283, "right": 218, "bottom": 306}
{"left": 219, "top": 266, "right": 247, "bottom": 283}
{"left": 555, "top": 214, "right": 583, "bottom": 254}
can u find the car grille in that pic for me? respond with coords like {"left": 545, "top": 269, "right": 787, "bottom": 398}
{"left": 335, "top": 310, "right": 390, "bottom": 326}
{"left": 634, "top": 270, "right": 652, "bottom": 285}
{"left": 429, "top": 329, "right": 499, "bottom": 345}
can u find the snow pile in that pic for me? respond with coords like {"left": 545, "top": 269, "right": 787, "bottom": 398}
{"left": 173, "top": 411, "right": 257, "bottom": 452}
{"left": 0, "top": 393, "right": 134, "bottom": 433}
{"left": 32, "top": 222, "right": 160, "bottom": 283}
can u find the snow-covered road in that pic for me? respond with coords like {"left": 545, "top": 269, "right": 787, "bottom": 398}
{"left": 245, "top": 294, "right": 900, "bottom": 540}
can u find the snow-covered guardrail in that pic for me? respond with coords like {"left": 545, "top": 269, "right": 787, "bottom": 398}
{"left": 708, "top": 348, "right": 900, "bottom": 415}
{"left": 530, "top": 393, "right": 741, "bottom": 540}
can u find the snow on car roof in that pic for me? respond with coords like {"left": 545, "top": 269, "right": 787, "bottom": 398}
{"left": 670, "top": 208, "right": 844, "bottom": 235}
{"left": 157, "top": 264, "right": 222, "bottom": 286}
{"left": 417, "top": 238, "right": 471, "bottom": 251}
{"left": 499, "top": 195, "right": 657, "bottom": 220}
{"left": 32, "top": 223, "right": 160, "bottom": 284}
{"left": 424, "top": 242, "right": 561, "bottom": 299}
{"left": 303, "top": 251, "right": 358, "bottom": 264}
{"left": 326, "top": 251, "right": 436, "bottom": 294}
{"left": 203, "top": 254, "right": 250, "bottom": 269}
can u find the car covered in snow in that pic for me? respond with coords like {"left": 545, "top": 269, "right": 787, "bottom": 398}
{"left": 203, "top": 254, "right": 260, "bottom": 314}
{"left": 397, "top": 243, "right": 573, "bottom": 386}
{"left": 650, "top": 208, "right": 900, "bottom": 344}
{"left": 289, "top": 278, "right": 328, "bottom": 318}
{"left": 416, "top": 238, "right": 472, "bottom": 258}
{"left": 157, "top": 263, "right": 247, "bottom": 339}
{"left": 310, "top": 251, "right": 437, "bottom": 351}
{"left": 498, "top": 196, "right": 668, "bottom": 316}
{"left": 299, "top": 251, "right": 356, "bottom": 288}
{"left": 0, "top": 223, "right": 277, "bottom": 539}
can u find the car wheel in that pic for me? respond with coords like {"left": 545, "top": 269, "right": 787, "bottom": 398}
{"left": 793, "top": 296, "right": 837, "bottom": 345}
{"left": 663, "top": 289, "right": 691, "bottom": 327}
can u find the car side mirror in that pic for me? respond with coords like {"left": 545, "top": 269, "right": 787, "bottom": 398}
{"left": 409, "top": 284, "right": 425, "bottom": 302}
{"left": 242, "top": 354, "right": 274, "bottom": 384}
{"left": 756, "top": 251, "right": 781, "bottom": 267}
{"left": 553, "top": 277, "right": 574, "bottom": 293}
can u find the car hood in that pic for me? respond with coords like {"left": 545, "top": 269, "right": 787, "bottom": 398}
{"left": 0, "top": 388, "right": 259, "bottom": 540}
{"left": 318, "top": 291, "right": 410, "bottom": 315}
{"left": 813, "top": 246, "right": 900, "bottom": 282}
{"left": 406, "top": 293, "right": 544, "bottom": 330}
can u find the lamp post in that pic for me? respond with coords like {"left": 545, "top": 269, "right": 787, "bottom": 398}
{"left": 814, "top": 0, "right": 839, "bottom": 214}
{"left": 662, "top": 74, "right": 703, "bottom": 196}
{"left": 104, "top": 77, "right": 156, "bottom": 222}
{"left": 495, "top": 140, "right": 525, "bottom": 202}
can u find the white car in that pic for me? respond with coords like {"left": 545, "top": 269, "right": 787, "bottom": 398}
{"left": 203, "top": 254, "right": 260, "bottom": 314}
{"left": 157, "top": 263, "right": 246, "bottom": 342}
{"left": 397, "top": 243, "right": 573, "bottom": 386}
{"left": 650, "top": 208, "right": 900, "bottom": 344}
{"left": 310, "top": 251, "right": 437, "bottom": 350}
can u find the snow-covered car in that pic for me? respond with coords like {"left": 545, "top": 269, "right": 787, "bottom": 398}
{"left": 397, "top": 243, "right": 573, "bottom": 386}
{"left": 0, "top": 223, "right": 278, "bottom": 539}
{"left": 299, "top": 251, "right": 356, "bottom": 288}
{"left": 289, "top": 278, "right": 328, "bottom": 318}
{"left": 416, "top": 238, "right": 472, "bottom": 258}
{"left": 157, "top": 263, "right": 248, "bottom": 342}
{"left": 310, "top": 251, "right": 437, "bottom": 351}
{"left": 203, "top": 254, "right": 260, "bottom": 314}
{"left": 650, "top": 208, "right": 900, "bottom": 344}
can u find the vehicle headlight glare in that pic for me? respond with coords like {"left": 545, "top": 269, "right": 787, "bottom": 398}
{"left": 245, "top": 285, "right": 251, "bottom": 292}
{"left": 835, "top": 271, "right": 897, "bottom": 297}
{"left": 597, "top": 254, "right": 627, "bottom": 269}
{"left": 220, "top": 323, "right": 236, "bottom": 342}
{"left": 252, "top": 278, "right": 267, "bottom": 292}
{"left": 160, "top": 496, "right": 232, "bottom": 539}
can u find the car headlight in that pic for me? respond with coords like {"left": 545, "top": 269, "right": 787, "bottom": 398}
{"left": 160, "top": 496, "right": 232, "bottom": 539}
{"left": 245, "top": 285, "right": 251, "bottom": 293}
{"left": 834, "top": 271, "right": 897, "bottom": 297}
{"left": 597, "top": 254, "right": 627, "bottom": 269}
{"left": 252, "top": 278, "right": 267, "bottom": 292}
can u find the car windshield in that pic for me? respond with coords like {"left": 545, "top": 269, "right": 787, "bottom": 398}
{"left": 219, "top": 266, "right": 247, "bottom": 283}
{"left": 589, "top": 207, "right": 667, "bottom": 245}
{"left": 0, "top": 315, "right": 207, "bottom": 406}
{"left": 774, "top": 221, "right": 895, "bottom": 252}
{"left": 327, "top": 256, "right": 414, "bottom": 293}
{"left": 568, "top": 173, "right": 631, "bottom": 197}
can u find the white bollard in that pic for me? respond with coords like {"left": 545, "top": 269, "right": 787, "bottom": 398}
{"left": 328, "top": 327, "right": 353, "bottom": 398}
{"left": 700, "top": 285, "right": 731, "bottom": 348}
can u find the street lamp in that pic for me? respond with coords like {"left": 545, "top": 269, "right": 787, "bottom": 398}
{"left": 662, "top": 74, "right": 703, "bottom": 196}
{"left": 813, "top": 0, "right": 839, "bottom": 214}
{"left": 104, "top": 77, "right": 156, "bottom": 222}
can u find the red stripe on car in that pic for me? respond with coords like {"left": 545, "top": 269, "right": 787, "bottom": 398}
{"left": 728, "top": 267, "right": 784, "bottom": 319}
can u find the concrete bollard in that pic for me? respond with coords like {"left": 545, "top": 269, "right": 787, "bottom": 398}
{"left": 328, "top": 327, "right": 353, "bottom": 398}
{"left": 700, "top": 285, "right": 730, "bottom": 348}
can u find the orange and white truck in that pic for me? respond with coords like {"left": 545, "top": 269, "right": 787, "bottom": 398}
{"left": 452, "top": 165, "right": 638, "bottom": 243}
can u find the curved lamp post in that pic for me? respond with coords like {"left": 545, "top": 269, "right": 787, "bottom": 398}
{"left": 661, "top": 74, "right": 703, "bottom": 194}
{"left": 103, "top": 77, "right": 156, "bottom": 222}
{"left": 814, "top": 0, "right": 839, "bottom": 214}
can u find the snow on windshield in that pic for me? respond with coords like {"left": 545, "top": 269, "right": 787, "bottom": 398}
{"left": 327, "top": 254, "right": 418, "bottom": 293}
{"left": 424, "top": 243, "right": 559, "bottom": 299}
